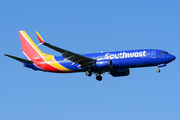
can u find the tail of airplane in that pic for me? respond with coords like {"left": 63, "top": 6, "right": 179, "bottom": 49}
{"left": 4, "top": 31, "right": 48, "bottom": 71}
{"left": 19, "top": 31, "right": 45, "bottom": 61}
{"left": 5, "top": 30, "right": 72, "bottom": 72}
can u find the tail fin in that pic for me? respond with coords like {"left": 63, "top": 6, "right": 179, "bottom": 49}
{"left": 19, "top": 31, "right": 44, "bottom": 61}
{"left": 5, "top": 31, "right": 71, "bottom": 72}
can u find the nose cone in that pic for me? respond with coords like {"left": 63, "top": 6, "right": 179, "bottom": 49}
{"left": 169, "top": 54, "right": 176, "bottom": 62}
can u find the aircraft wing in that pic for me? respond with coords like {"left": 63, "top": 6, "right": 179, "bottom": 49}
{"left": 36, "top": 31, "right": 95, "bottom": 68}
{"left": 4, "top": 54, "right": 33, "bottom": 63}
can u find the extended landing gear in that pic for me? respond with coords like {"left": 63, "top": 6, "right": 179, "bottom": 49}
{"left": 96, "top": 74, "right": 102, "bottom": 81}
{"left": 85, "top": 71, "right": 92, "bottom": 76}
{"left": 156, "top": 64, "right": 166, "bottom": 73}
{"left": 85, "top": 70, "right": 103, "bottom": 81}
{"left": 157, "top": 68, "right": 160, "bottom": 73}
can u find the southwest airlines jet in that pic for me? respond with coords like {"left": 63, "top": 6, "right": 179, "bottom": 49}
{"left": 4, "top": 31, "right": 176, "bottom": 81}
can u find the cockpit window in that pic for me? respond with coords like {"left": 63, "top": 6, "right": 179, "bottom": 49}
{"left": 160, "top": 52, "right": 169, "bottom": 54}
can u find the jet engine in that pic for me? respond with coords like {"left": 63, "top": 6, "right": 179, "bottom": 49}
{"left": 110, "top": 68, "right": 130, "bottom": 77}
{"left": 94, "top": 60, "right": 113, "bottom": 69}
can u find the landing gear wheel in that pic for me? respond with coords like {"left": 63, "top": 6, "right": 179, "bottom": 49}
{"left": 85, "top": 71, "right": 92, "bottom": 76}
{"left": 157, "top": 69, "right": 160, "bottom": 73}
{"left": 96, "top": 75, "right": 102, "bottom": 81}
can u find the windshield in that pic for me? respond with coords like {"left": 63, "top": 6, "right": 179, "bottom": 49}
{"left": 160, "top": 52, "right": 169, "bottom": 54}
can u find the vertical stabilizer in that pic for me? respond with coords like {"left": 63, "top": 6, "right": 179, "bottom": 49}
{"left": 19, "top": 31, "right": 44, "bottom": 61}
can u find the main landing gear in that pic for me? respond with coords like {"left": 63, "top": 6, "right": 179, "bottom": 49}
{"left": 85, "top": 70, "right": 103, "bottom": 81}
{"left": 96, "top": 74, "right": 102, "bottom": 81}
{"left": 85, "top": 70, "right": 92, "bottom": 76}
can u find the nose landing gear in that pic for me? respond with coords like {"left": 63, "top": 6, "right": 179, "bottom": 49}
{"left": 156, "top": 64, "right": 166, "bottom": 73}
{"left": 156, "top": 68, "right": 160, "bottom": 73}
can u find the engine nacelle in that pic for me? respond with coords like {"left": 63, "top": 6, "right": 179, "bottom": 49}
{"left": 94, "top": 60, "right": 113, "bottom": 69}
{"left": 110, "top": 68, "right": 130, "bottom": 77}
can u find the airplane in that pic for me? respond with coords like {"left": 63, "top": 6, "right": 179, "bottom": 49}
{"left": 4, "top": 31, "right": 176, "bottom": 81}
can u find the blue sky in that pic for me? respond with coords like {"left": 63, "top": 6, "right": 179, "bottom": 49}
{"left": 1, "top": 0, "right": 180, "bottom": 120}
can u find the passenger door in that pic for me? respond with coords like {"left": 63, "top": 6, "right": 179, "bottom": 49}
{"left": 151, "top": 50, "right": 156, "bottom": 58}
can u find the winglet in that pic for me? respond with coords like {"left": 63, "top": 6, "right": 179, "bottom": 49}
{"left": 35, "top": 31, "right": 45, "bottom": 43}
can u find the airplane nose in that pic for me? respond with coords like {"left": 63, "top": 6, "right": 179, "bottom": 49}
{"left": 169, "top": 54, "right": 176, "bottom": 61}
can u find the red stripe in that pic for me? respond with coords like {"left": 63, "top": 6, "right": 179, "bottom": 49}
{"left": 37, "top": 35, "right": 45, "bottom": 43}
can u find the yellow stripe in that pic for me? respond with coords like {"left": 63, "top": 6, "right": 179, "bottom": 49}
{"left": 21, "top": 31, "right": 43, "bottom": 55}
{"left": 43, "top": 54, "right": 72, "bottom": 72}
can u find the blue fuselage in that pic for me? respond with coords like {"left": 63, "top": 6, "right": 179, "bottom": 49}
{"left": 53, "top": 49, "right": 176, "bottom": 72}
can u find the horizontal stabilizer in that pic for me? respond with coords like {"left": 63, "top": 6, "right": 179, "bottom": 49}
{"left": 4, "top": 54, "right": 33, "bottom": 63}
